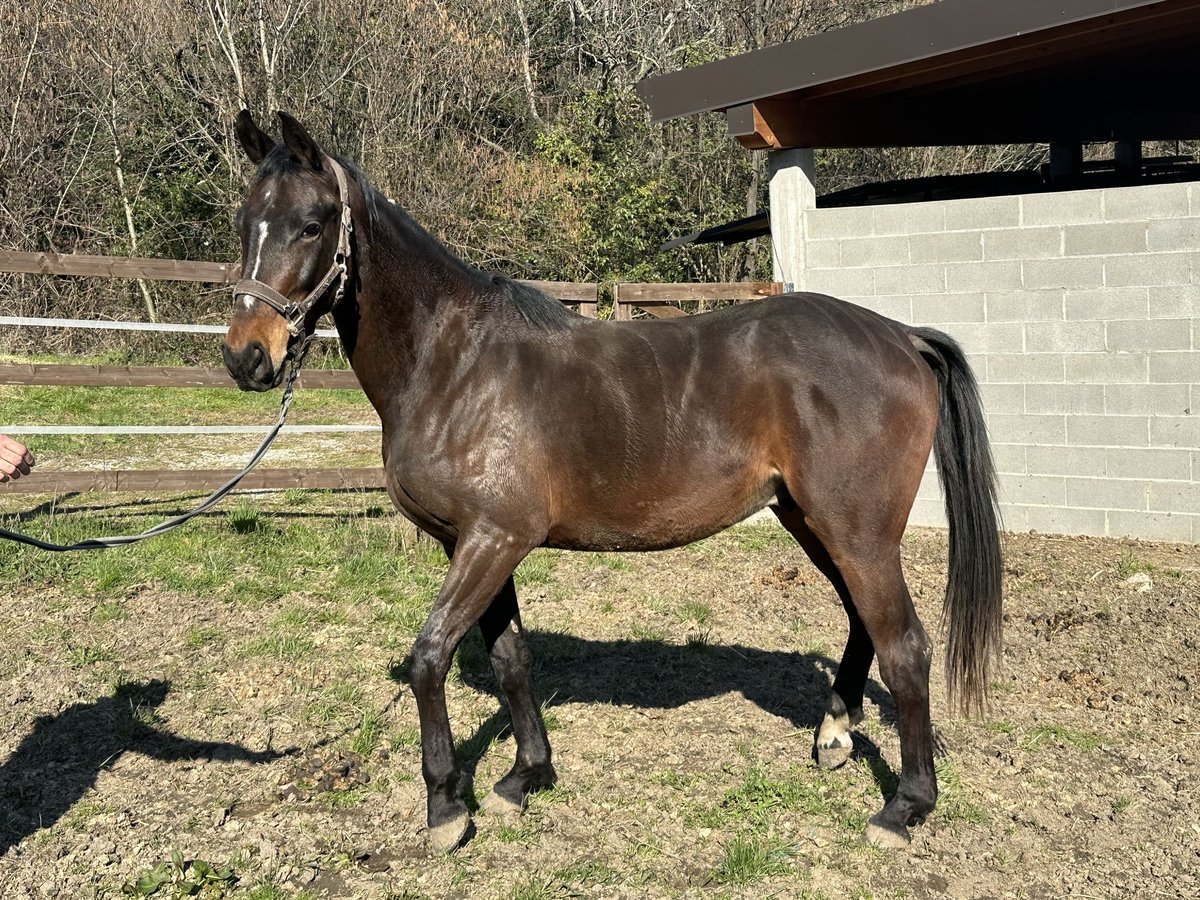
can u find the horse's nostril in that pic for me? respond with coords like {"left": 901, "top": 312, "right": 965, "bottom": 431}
{"left": 249, "top": 343, "right": 265, "bottom": 368}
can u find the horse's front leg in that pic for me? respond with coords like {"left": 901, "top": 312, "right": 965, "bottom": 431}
{"left": 410, "top": 527, "right": 531, "bottom": 853}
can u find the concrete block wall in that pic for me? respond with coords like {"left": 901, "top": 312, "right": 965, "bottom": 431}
{"left": 799, "top": 182, "right": 1199, "bottom": 542}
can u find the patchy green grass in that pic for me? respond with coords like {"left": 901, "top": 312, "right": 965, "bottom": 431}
{"left": 933, "top": 758, "right": 989, "bottom": 826}
{"left": 1024, "top": 724, "right": 1103, "bottom": 753}
{"left": 1115, "top": 550, "right": 1154, "bottom": 578}
{"left": 715, "top": 834, "right": 795, "bottom": 885}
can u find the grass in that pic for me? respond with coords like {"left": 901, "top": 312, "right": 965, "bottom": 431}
{"left": 933, "top": 758, "right": 989, "bottom": 826}
{"left": 1115, "top": 550, "right": 1154, "bottom": 577}
{"left": 715, "top": 834, "right": 794, "bottom": 885}
{"left": 1024, "top": 723, "right": 1103, "bottom": 752}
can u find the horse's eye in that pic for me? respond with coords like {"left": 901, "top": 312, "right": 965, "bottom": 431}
{"left": 303, "top": 222, "right": 322, "bottom": 237}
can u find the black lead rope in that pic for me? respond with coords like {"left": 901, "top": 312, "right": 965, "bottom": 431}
{"left": 0, "top": 339, "right": 314, "bottom": 552}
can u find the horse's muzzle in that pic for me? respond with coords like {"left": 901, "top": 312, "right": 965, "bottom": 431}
{"left": 222, "top": 340, "right": 278, "bottom": 392}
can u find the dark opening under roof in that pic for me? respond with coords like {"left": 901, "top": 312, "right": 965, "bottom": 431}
{"left": 635, "top": 0, "right": 1200, "bottom": 149}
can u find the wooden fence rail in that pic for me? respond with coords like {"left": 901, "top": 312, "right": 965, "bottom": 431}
{"left": 0, "top": 363, "right": 360, "bottom": 390}
{"left": 0, "top": 468, "right": 387, "bottom": 494}
{"left": 611, "top": 281, "right": 784, "bottom": 320}
{"left": 0, "top": 250, "right": 599, "bottom": 309}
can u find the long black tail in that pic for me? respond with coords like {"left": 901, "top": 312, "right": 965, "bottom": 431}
{"left": 909, "top": 326, "right": 1003, "bottom": 715}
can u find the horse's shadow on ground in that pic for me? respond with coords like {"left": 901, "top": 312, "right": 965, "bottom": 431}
{"left": 392, "top": 630, "right": 900, "bottom": 802}
{"left": 0, "top": 679, "right": 279, "bottom": 856}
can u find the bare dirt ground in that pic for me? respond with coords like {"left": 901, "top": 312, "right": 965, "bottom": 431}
{"left": 0, "top": 495, "right": 1197, "bottom": 899}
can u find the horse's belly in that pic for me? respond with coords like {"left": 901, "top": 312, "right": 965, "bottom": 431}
{"left": 545, "top": 471, "right": 779, "bottom": 552}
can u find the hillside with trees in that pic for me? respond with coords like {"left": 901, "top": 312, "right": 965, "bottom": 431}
{"left": 3, "top": 0, "right": 1027, "bottom": 335}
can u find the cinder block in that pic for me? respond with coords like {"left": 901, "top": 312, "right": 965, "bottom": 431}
{"left": 945, "top": 261, "right": 1023, "bottom": 293}
{"left": 1146, "top": 219, "right": 1200, "bottom": 252}
{"left": 1023, "top": 190, "right": 1103, "bottom": 226}
{"left": 1147, "top": 286, "right": 1197, "bottom": 319}
{"left": 978, "top": 383, "right": 1025, "bottom": 414}
{"left": 849, "top": 295, "right": 911, "bottom": 322}
{"left": 910, "top": 293, "right": 985, "bottom": 323}
{"left": 907, "top": 497, "right": 949, "bottom": 528}
{"left": 873, "top": 203, "right": 945, "bottom": 236}
{"left": 990, "top": 442, "right": 1027, "bottom": 474}
{"left": 909, "top": 231, "right": 983, "bottom": 263}
{"left": 1107, "top": 510, "right": 1196, "bottom": 543}
{"left": 1150, "top": 416, "right": 1200, "bottom": 448}
{"left": 1065, "top": 476, "right": 1147, "bottom": 511}
{"left": 1028, "top": 444, "right": 1105, "bottom": 477}
{"left": 1022, "top": 505, "right": 1106, "bottom": 537}
{"left": 1064, "top": 352, "right": 1147, "bottom": 384}
{"left": 1104, "top": 253, "right": 1191, "bottom": 287}
{"left": 1135, "top": 478, "right": 1195, "bottom": 515}
{"left": 1103, "top": 384, "right": 1191, "bottom": 416}
{"left": 983, "top": 226, "right": 1062, "bottom": 261}
{"left": 987, "top": 290, "right": 1064, "bottom": 322}
{"left": 989, "top": 413, "right": 1067, "bottom": 445}
{"left": 806, "top": 206, "right": 874, "bottom": 240}
{"left": 1106, "top": 447, "right": 1192, "bottom": 481}
{"left": 1104, "top": 183, "right": 1191, "bottom": 221}
{"left": 916, "top": 474, "right": 943, "bottom": 500}
{"left": 994, "top": 503, "right": 1030, "bottom": 532}
{"left": 1064, "top": 287, "right": 1149, "bottom": 320}
{"left": 999, "top": 474, "right": 1066, "bottom": 506}
{"left": 873, "top": 264, "right": 945, "bottom": 296}
{"left": 988, "top": 353, "right": 1066, "bottom": 383}
{"left": 938, "top": 322, "right": 1023, "bottom": 353}
{"left": 805, "top": 266, "right": 874, "bottom": 298}
{"left": 1064, "top": 222, "right": 1148, "bottom": 257}
{"left": 1026, "top": 321, "right": 1105, "bottom": 352}
{"left": 1148, "top": 351, "right": 1200, "bottom": 383}
{"left": 1106, "top": 318, "right": 1193, "bottom": 352}
{"left": 1067, "top": 415, "right": 1149, "bottom": 447}
{"left": 1025, "top": 383, "right": 1105, "bottom": 414}
{"left": 945, "top": 196, "right": 1020, "bottom": 230}
{"left": 1022, "top": 257, "right": 1105, "bottom": 289}
{"left": 839, "top": 235, "right": 908, "bottom": 267}
{"left": 806, "top": 239, "right": 841, "bottom": 269}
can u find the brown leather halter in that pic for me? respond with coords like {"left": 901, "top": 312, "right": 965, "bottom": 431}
{"left": 233, "top": 158, "right": 354, "bottom": 338}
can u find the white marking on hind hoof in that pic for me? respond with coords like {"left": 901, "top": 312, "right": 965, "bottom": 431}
{"left": 480, "top": 789, "right": 524, "bottom": 819}
{"left": 427, "top": 811, "right": 472, "bottom": 854}
{"left": 864, "top": 820, "right": 911, "bottom": 849}
{"left": 815, "top": 731, "right": 853, "bottom": 769}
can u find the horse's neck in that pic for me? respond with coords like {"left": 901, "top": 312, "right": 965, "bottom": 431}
{"left": 333, "top": 207, "right": 497, "bottom": 419}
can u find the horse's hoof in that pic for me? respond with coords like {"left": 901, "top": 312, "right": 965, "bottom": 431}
{"left": 815, "top": 732, "right": 853, "bottom": 769}
{"left": 863, "top": 818, "right": 911, "bottom": 850}
{"left": 480, "top": 789, "right": 525, "bottom": 819}
{"left": 427, "top": 811, "right": 473, "bottom": 854}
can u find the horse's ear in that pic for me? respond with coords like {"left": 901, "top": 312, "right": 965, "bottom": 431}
{"left": 235, "top": 110, "right": 273, "bottom": 165}
{"left": 278, "top": 112, "right": 324, "bottom": 172}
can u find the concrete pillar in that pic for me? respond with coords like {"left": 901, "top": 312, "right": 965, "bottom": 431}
{"left": 767, "top": 147, "right": 816, "bottom": 291}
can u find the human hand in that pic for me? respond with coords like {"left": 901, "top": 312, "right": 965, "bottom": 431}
{"left": 0, "top": 434, "right": 35, "bottom": 483}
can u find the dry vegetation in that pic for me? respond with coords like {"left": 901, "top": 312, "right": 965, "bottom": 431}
{"left": 1, "top": 0, "right": 1051, "bottom": 357}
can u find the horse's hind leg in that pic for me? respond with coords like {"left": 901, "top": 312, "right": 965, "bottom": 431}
{"left": 774, "top": 506, "right": 874, "bottom": 769}
{"left": 834, "top": 550, "right": 937, "bottom": 848}
{"left": 476, "top": 577, "right": 556, "bottom": 816}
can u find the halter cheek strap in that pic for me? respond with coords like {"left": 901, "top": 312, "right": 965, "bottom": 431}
{"left": 233, "top": 158, "right": 354, "bottom": 337}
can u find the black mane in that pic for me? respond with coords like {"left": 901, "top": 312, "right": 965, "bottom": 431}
{"left": 490, "top": 275, "right": 581, "bottom": 333}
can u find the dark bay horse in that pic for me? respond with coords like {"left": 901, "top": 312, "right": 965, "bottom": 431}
{"left": 222, "top": 111, "right": 1002, "bottom": 854}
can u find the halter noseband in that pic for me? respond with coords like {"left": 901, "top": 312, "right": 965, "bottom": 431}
{"left": 233, "top": 158, "right": 354, "bottom": 338}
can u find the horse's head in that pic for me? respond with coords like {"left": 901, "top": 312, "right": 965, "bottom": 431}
{"left": 223, "top": 110, "right": 352, "bottom": 391}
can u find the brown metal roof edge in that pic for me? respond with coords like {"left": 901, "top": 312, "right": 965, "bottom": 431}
{"left": 635, "top": 0, "right": 1183, "bottom": 123}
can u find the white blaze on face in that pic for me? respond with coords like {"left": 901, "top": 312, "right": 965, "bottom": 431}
{"left": 250, "top": 221, "right": 269, "bottom": 279}
{"left": 241, "top": 220, "right": 270, "bottom": 311}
